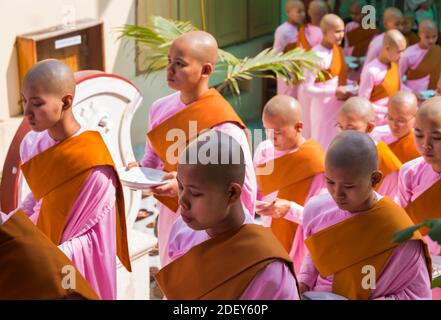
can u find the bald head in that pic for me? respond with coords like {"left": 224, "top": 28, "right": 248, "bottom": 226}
{"left": 178, "top": 130, "right": 245, "bottom": 187}
{"left": 327, "top": 131, "right": 378, "bottom": 176}
{"left": 383, "top": 7, "right": 403, "bottom": 31}
{"left": 383, "top": 29, "right": 406, "bottom": 47}
{"left": 419, "top": 19, "right": 437, "bottom": 33}
{"left": 389, "top": 91, "right": 418, "bottom": 114}
{"left": 308, "top": 0, "right": 329, "bottom": 25}
{"left": 23, "top": 59, "right": 76, "bottom": 97}
{"left": 320, "top": 13, "right": 344, "bottom": 32}
{"left": 418, "top": 96, "right": 441, "bottom": 121}
{"left": 286, "top": 0, "right": 304, "bottom": 12}
{"left": 340, "top": 97, "right": 375, "bottom": 122}
{"left": 263, "top": 95, "right": 302, "bottom": 125}
{"left": 172, "top": 31, "right": 218, "bottom": 65}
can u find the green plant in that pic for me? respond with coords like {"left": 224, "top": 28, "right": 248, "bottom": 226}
{"left": 119, "top": 16, "right": 325, "bottom": 96}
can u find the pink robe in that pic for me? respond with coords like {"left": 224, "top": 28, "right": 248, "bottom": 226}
{"left": 399, "top": 43, "right": 431, "bottom": 92}
{"left": 364, "top": 33, "right": 385, "bottom": 67}
{"left": 298, "top": 193, "right": 432, "bottom": 300}
{"left": 166, "top": 214, "right": 299, "bottom": 300}
{"left": 304, "top": 44, "right": 344, "bottom": 150}
{"left": 397, "top": 157, "right": 441, "bottom": 299}
{"left": 274, "top": 22, "right": 299, "bottom": 97}
{"left": 16, "top": 129, "right": 118, "bottom": 300}
{"left": 359, "top": 58, "right": 395, "bottom": 125}
{"left": 297, "top": 24, "right": 324, "bottom": 139}
{"left": 141, "top": 91, "right": 257, "bottom": 267}
{"left": 253, "top": 139, "right": 327, "bottom": 272}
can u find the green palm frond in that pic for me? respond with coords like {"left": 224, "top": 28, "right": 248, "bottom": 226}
{"left": 220, "top": 47, "right": 325, "bottom": 96}
{"left": 119, "top": 16, "right": 324, "bottom": 96}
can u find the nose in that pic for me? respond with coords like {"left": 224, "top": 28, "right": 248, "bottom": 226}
{"left": 335, "top": 185, "right": 346, "bottom": 199}
{"left": 178, "top": 191, "right": 190, "bottom": 211}
{"left": 422, "top": 136, "right": 432, "bottom": 151}
{"left": 166, "top": 63, "right": 174, "bottom": 75}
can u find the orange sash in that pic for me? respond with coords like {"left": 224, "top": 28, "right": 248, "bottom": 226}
{"left": 347, "top": 26, "right": 379, "bottom": 58}
{"left": 405, "top": 179, "right": 441, "bottom": 236}
{"left": 370, "top": 62, "right": 400, "bottom": 102}
{"left": 0, "top": 210, "right": 99, "bottom": 299}
{"left": 388, "top": 131, "right": 420, "bottom": 164}
{"left": 315, "top": 44, "right": 348, "bottom": 86}
{"left": 284, "top": 24, "right": 312, "bottom": 53}
{"left": 155, "top": 224, "right": 297, "bottom": 300}
{"left": 406, "top": 45, "right": 441, "bottom": 90}
{"left": 21, "top": 131, "right": 131, "bottom": 272}
{"left": 305, "top": 197, "right": 431, "bottom": 300}
{"left": 256, "top": 140, "right": 325, "bottom": 251}
{"left": 376, "top": 141, "right": 402, "bottom": 191}
{"left": 147, "top": 89, "right": 246, "bottom": 212}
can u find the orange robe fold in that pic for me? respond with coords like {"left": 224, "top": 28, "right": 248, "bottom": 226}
{"left": 388, "top": 131, "right": 420, "bottom": 164}
{"left": 256, "top": 139, "right": 325, "bottom": 252}
{"left": 376, "top": 141, "right": 402, "bottom": 191}
{"left": 347, "top": 26, "right": 379, "bottom": 58}
{"left": 315, "top": 44, "right": 348, "bottom": 86}
{"left": 406, "top": 45, "right": 441, "bottom": 90}
{"left": 147, "top": 89, "right": 246, "bottom": 212}
{"left": 0, "top": 210, "right": 99, "bottom": 300}
{"left": 20, "top": 130, "right": 131, "bottom": 272}
{"left": 284, "top": 24, "right": 311, "bottom": 53}
{"left": 405, "top": 179, "right": 441, "bottom": 236}
{"left": 155, "top": 224, "right": 296, "bottom": 300}
{"left": 370, "top": 62, "right": 400, "bottom": 102}
{"left": 305, "top": 197, "right": 431, "bottom": 300}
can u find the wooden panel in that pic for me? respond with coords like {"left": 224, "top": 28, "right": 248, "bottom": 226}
{"left": 136, "top": 0, "right": 178, "bottom": 74}
{"left": 16, "top": 37, "right": 37, "bottom": 90}
{"left": 206, "top": 0, "right": 248, "bottom": 47}
{"left": 248, "top": 0, "right": 281, "bottom": 39}
{"left": 178, "top": 0, "right": 203, "bottom": 29}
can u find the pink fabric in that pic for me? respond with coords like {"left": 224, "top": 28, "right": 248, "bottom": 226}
{"left": 298, "top": 193, "right": 432, "bottom": 300}
{"left": 359, "top": 58, "right": 394, "bottom": 125}
{"left": 18, "top": 129, "right": 118, "bottom": 300}
{"left": 141, "top": 91, "right": 257, "bottom": 267}
{"left": 400, "top": 44, "right": 431, "bottom": 92}
{"left": 397, "top": 157, "right": 441, "bottom": 255}
{"left": 372, "top": 125, "right": 398, "bottom": 145}
{"left": 253, "top": 139, "right": 327, "bottom": 272}
{"left": 364, "top": 33, "right": 385, "bottom": 67}
{"left": 343, "top": 21, "right": 360, "bottom": 56}
{"left": 274, "top": 22, "right": 299, "bottom": 97}
{"left": 304, "top": 44, "right": 344, "bottom": 150}
{"left": 166, "top": 214, "right": 299, "bottom": 300}
{"left": 378, "top": 170, "right": 399, "bottom": 199}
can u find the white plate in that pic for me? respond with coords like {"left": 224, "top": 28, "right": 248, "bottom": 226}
{"left": 118, "top": 167, "right": 171, "bottom": 189}
{"left": 256, "top": 200, "right": 272, "bottom": 206}
{"left": 302, "top": 291, "right": 348, "bottom": 300}
{"left": 344, "top": 84, "right": 359, "bottom": 94}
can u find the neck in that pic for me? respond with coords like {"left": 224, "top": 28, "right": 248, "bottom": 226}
{"left": 277, "top": 135, "right": 306, "bottom": 151}
{"left": 321, "top": 39, "right": 334, "bottom": 50}
{"left": 288, "top": 20, "right": 300, "bottom": 27}
{"left": 180, "top": 84, "right": 210, "bottom": 105}
{"left": 432, "top": 163, "right": 441, "bottom": 174}
{"left": 378, "top": 51, "right": 391, "bottom": 66}
{"left": 48, "top": 115, "right": 81, "bottom": 142}
{"left": 207, "top": 205, "right": 245, "bottom": 238}
{"left": 418, "top": 42, "right": 431, "bottom": 50}
{"left": 349, "top": 191, "right": 378, "bottom": 214}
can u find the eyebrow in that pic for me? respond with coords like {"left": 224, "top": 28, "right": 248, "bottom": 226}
{"left": 176, "top": 177, "right": 201, "bottom": 189}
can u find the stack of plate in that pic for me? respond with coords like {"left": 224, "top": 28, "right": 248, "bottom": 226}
{"left": 302, "top": 291, "right": 348, "bottom": 300}
{"left": 118, "top": 167, "right": 170, "bottom": 190}
{"left": 345, "top": 56, "right": 359, "bottom": 69}
{"left": 419, "top": 90, "right": 436, "bottom": 101}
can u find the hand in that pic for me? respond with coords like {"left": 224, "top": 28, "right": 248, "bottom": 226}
{"left": 255, "top": 198, "right": 291, "bottom": 219}
{"left": 299, "top": 282, "right": 310, "bottom": 296}
{"left": 150, "top": 172, "right": 178, "bottom": 198}
{"left": 335, "top": 86, "right": 351, "bottom": 100}
{"left": 126, "top": 162, "right": 139, "bottom": 170}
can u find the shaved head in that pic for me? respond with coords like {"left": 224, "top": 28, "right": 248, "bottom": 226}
{"left": 383, "top": 7, "right": 403, "bottom": 31}
{"left": 383, "top": 7, "right": 403, "bottom": 23}
{"left": 383, "top": 29, "right": 406, "bottom": 47}
{"left": 263, "top": 95, "right": 302, "bottom": 125}
{"left": 178, "top": 130, "right": 245, "bottom": 187}
{"left": 286, "top": 0, "right": 304, "bottom": 12}
{"left": 23, "top": 59, "right": 76, "bottom": 97}
{"left": 419, "top": 19, "right": 437, "bottom": 33}
{"left": 418, "top": 19, "right": 439, "bottom": 48}
{"left": 389, "top": 91, "right": 418, "bottom": 115}
{"left": 340, "top": 97, "right": 375, "bottom": 122}
{"left": 418, "top": 96, "right": 441, "bottom": 121}
{"left": 308, "top": 0, "right": 329, "bottom": 25}
{"left": 320, "top": 13, "right": 344, "bottom": 32}
{"left": 327, "top": 131, "right": 378, "bottom": 176}
{"left": 172, "top": 31, "right": 218, "bottom": 65}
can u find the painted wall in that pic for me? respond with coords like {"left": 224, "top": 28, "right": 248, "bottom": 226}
{"left": 0, "top": 0, "right": 273, "bottom": 175}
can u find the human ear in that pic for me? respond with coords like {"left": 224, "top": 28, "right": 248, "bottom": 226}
{"left": 366, "top": 122, "right": 376, "bottom": 134}
{"left": 295, "top": 121, "right": 304, "bottom": 132}
{"left": 371, "top": 171, "right": 383, "bottom": 187}
{"left": 201, "top": 63, "right": 214, "bottom": 77}
{"left": 61, "top": 94, "right": 74, "bottom": 111}
{"left": 227, "top": 183, "right": 242, "bottom": 205}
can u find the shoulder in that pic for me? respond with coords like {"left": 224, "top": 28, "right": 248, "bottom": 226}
{"left": 20, "top": 130, "right": 49, "bottom": 162}
{"left": 303, "top": 193, "right": 333, "bottom": 227}
{"left": 399, "top": 157, "right": 426, "bottom": 179}
{"left": 253, "top": 140, "right": 274, "bottom": 162}
{"left": 149, "top": 91, "right": 181, "bottom": 118}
